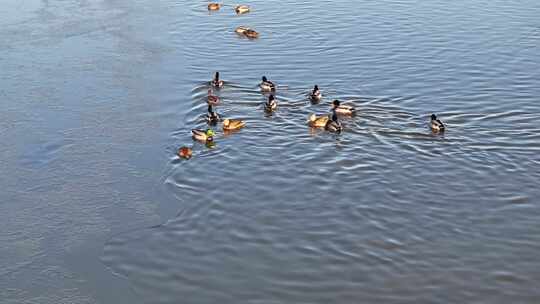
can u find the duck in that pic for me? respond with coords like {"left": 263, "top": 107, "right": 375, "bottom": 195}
{"left": 260, "top": 76, "right": 275, "bottom": 92}
{"left": 309, "top": 85, "right": 322, "bottom": 102}
{"left": 223, "top": 118, "right": 246, "bottom": 131}
{"left": 244, "top": 29, "right": 259, "bottom": 39}
{"left": 235, "top": 5, "right": 250, "bottom": 14}
{"left": 192, "top": 129, "right": 215, "bottom": 142}
{"left": 177, "top": 146, "right": 193, "bottom": 159}
{"left": 207, "top": 3, "right": 221, "bottom": 10}
{"left": 207, "top": 88, "right": 220, "bottom": 105}
{"left": 206, "top": 104, "right": 221, "bottom": 124}
{"left": 235, "top": 26, "right": 250, "bottom": 35}
{"left": 325, "top": 109, "right": 342, "bottom": 133}
{"left": 307, "top": 113, "right": 329, "bottom": 128}
{"left": 264, "top": 94, "right": 277, "bottom": 112}
{"left": 211, "top": 72, "right": 224, "bottom": 88}
{"left": 430, "top": 114, "right": 445, "bottom": 132}
{"left": 332, "top": 99, "right": 356, "bottom": 116}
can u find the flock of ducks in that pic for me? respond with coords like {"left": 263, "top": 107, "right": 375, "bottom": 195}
{"left": 177, "top": 72, "right": 446, "bottom": 159}
{"left": 206, "top": 2, "right": 260, "bottom": 39}
{"left": 176, "top": 3, "right": 446, "bottom": 159}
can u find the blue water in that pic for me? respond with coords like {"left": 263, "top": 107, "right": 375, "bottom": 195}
{"left": 1, "top": 0, "right": 540, "bottom": 303}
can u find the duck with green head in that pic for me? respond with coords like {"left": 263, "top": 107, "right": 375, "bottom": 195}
{"left": 192, "top": 128, "right": 215, "bottom": 142}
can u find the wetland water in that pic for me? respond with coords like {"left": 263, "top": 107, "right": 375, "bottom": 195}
{"left": 1, "top": 0, "right": 540, "bottom": 303}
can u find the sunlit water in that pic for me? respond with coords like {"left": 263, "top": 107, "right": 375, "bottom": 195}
{"left": 2, "top": 0, "right": 540, "bottom": 303}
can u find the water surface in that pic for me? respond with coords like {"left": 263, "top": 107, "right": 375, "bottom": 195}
{"left": 2, "top": 0, "right": 540, "bottom": 303}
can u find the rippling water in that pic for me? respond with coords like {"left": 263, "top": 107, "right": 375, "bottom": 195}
{"left": 2, "top": 0, "right": 540, "bottom": 303}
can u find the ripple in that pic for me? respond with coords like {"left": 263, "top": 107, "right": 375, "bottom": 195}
{"left": 102, "top": 0, "right": 540, "bottom": 303}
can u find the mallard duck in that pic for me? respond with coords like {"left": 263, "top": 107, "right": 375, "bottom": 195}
{"left": 207, "top": 89, "right": 220, "bottom": 105}
{"left": 264, "top": 94, "right": 277, "bottom": 112}
{"left": 325, "top": 109, "right": 342, "bottom": 133}
{"left": 309, "top": 85, "right": 321, "bottom": 102}
{"left": 223, "top": 118, "right": 245, "bottom": 131}
{"left": 260, "top": 76, "right": 275, "bottom": 92}
{"left": 211, "top": 72, "right": 224, "bottom": 88}
{"left": 235, "top": 26, "right": 250, "bottom": 35}
{"left": 430, "top": 114, "right": 445, "bottom": 132}
{"left": 244, "top": 29, "right": 259, "bottom": 39}
{"left": 235, "top": 5, "right": 250, "bottom": 14}
{"left": 332, "top": 99, "right": 356, "bottom": 115}
{"left": 192, "top": 129, "right": 215, "bottom": 142}
{"left": 177, "top": 146, "right": 193, "bottom": 159}
{"left": 207, "top": 3, "right": 221, "bottom": 10}
{"left": 206, "top": 105, "right": 221, "bottom": 124}
{"left": 307, "top": 113, "right": 329, "bottom": 128}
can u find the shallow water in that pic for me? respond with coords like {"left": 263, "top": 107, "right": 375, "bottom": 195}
{"left": 2, "top": 0, "right": 540, "bottom": 303}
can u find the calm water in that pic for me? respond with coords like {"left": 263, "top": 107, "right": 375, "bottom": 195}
{"left": 2, "top": 0, "right": 540, "bottom": 303}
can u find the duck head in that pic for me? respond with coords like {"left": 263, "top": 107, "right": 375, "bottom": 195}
{"left": 223, "top": 119, "right": 230, "bottom": 127}
{"left": 314, "top": 85, "right": 319, "bottom": 91}
{"left": 332, "top": 99, "right": 340, "bottom": 108}
{"left": 214, "top": 72, "right": 220, "bottom": 81}
{"left": 262, "top": 76, "right": 268, "bottom": 82}
{"left": 308, "top": 114, "right": 316, "bottom": 122}
{"left": 431, "top": 114, "right": 437, "bottom": 120}
{"left": 205, "top": 129, "right": 215, "bottom": 140}
{"left": 268, "top": 94, "right": 275, "bottom": 101}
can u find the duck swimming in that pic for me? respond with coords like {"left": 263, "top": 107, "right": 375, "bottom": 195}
{"left": 264, "top": 94, "right": 277, "bottom": 112}
{"left": 430, "top": 114, "right": 445, "bottom": 132}
{"left": 332, "top": 99, "right": 356, "bottom": 116}
{"left": 235, "top": 26, "right": 250, "bottom": 35}
{"left": 211, "top": 72, "right": 224, "bottom": 88}
{"left": 244, "top": 29, "right": 259, "bottom": 39}
{"left": 177, "top": 146, "right": 193, "bottom": 159}
{"left": 307, "top": 113, "right": 329, "bottom": 128}
{"left": 260, "top": 76, "right": 275, "bottom": 92}
{"left": 223, "top": 118, "right": 246, "bottom": 131}
{"left": 207, "top": 3, "right": 221, "bottom": 10}
{"left": 192, "top": 129, "right": 215, "bottom": 142}
{"left": 207, "top": 88, "right": 220, "bottom": 105}
{"left": 325, "top": 109, "right": 342, "bottom": 133}
{"left": 309, "top": 85, "right": 322, "bottom": 102}
{"left": 206, "top": 104, "right": 221, "bottom": 125}
{"left": 235, "top": 5, "right": 250, "bottom": 14}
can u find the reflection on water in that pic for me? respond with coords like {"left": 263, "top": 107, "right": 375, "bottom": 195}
{"left": 2, "top": 0, "right": 540, "bottom": 303}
